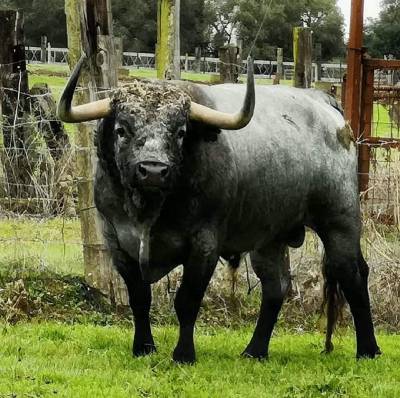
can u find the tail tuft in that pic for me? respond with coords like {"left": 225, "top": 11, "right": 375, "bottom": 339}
{"left": 321, "top": 255, "right": 346, "bottom": 354}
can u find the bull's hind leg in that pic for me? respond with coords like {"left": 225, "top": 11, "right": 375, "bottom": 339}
{"left": 112, "top": 251, "right": 156, "bottom": 357}
{"left": 320, "top": 225, "right": 380, "bottom": 358}
{"left": 242, "top": 243, "right": 291, "bottom": 359}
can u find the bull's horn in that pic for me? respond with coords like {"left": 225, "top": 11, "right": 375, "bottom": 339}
{"left": 57, "top": 55, "right": 112, "bottom": 123}
{"left": 189, "top": 56, "right": 255, "bottom": 130}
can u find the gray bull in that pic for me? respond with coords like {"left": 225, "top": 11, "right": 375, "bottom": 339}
{"left": 58, "top": 56, "right": 380, "bottom": 363}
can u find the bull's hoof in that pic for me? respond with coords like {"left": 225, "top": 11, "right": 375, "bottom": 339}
{"left": 172, "top": 347, "right": 196, "bottom": 364}
{"left": 133, "top": 343, "right": 157, "bottom": 357}
{"left": 356, "top": 344, "right": 382, "bottom": 360}
{"left": 321, "top": 341, "right": 334, "bottom": 355}
{"left": 241, "top": 344, "right": 268, "bottom": 360}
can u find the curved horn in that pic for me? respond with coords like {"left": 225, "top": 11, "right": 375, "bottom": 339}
{"left": 57, "top": 55, "right": 112, "bottom": 123}
{"left": 190, "top": 56, "right": 255, "bottom": 130}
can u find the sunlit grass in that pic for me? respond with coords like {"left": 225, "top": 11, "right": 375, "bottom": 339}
{"left": 0, "top": 218, "right": 83, "bottom": 276}
{"left": 0, "top": 323, "right": 398, "bottom": 398}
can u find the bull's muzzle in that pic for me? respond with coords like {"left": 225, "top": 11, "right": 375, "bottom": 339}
{"left": 135, "top": 161, "right": 171, "bottom": 188}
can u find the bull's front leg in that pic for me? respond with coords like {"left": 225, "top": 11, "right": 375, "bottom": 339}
{"left": 112, "top": 251, "right": 156, "bottom": 356}
{"left": 173, "top": 228, "right": 219, "bottom": 364}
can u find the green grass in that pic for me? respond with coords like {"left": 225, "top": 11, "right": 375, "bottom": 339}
{"left": 373, "top": 103, "right": 399, "bottom": 138}
{"left": 0, "top": 323, "right": 398, "bottom": 398}
{"left": 28, "top": 64, "right": 70, "bottom": 75}
{"left": 0, "top": 218, "right": 83, "bottom": 276}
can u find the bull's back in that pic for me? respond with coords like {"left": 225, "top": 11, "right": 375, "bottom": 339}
{"left": 200, "top": 84, "right": 358, "bottom": 249}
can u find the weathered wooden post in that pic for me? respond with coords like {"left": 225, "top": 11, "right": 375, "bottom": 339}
{"left": 219, "top": 45, "right": 239, "bottom": 83}
{"left": 184, "top": 53, "right": 189, "bottom": 72}
{"left": 194, "top": 47, "right": 201, "bottom": 73}
{"left": 315, "top": 42, "right": 322, "bottom": 82}
{"left": 40, "top": 35, "right": 48, "bottom": 63}
{"left": 65, "top": 0, "right": 128, "bottom": 305}
{"left": 47, "top": 42, "right": 52, "bottom": 63}
{"left": 114, "top": 37, "right": 123, "bottom": 69}
{"left": 237, "top": 39, "right": 243, "bottom": 71}
{"left": 156, "top": 0, "right": 181, "bottom": 80}
{"left": 293, "top": 27, "right": 313, "bottom": 88}
{"left": 274, "top": 47, "right": 283, "bottom": 84}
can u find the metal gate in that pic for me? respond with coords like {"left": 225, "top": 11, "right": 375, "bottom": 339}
{"left": 345, "top": 1, "right": 400, "bottom": 224}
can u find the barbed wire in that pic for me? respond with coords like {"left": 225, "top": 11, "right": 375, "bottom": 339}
{"left": 0, "top": 60, "right": 26, "bottom": 67}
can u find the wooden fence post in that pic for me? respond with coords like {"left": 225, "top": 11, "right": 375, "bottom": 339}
{"left": 184, "top": 53, "right": 189, "bottom": 72}
{"left": 47, "top": 42, "right": 52, "bottom": 63}
{"left": 293, "top": 27, "right": 313, "bottom": 88}
{"left": 114, "top": 37, "right": 123, "bottom": 69}
{"left": 194, "top": 47, "right": 201, "bottom": 73}
{"left": 65, "top": 0, "right": 128, "bottom": 306}
{"left": 219, "top": 45, "right": 239, "bottom": 83}
{"left": 156, "top": 0, "right": 181, "bottom": 80}
{"left": 40, "top": 35, "right": 48, "bottom": 63}
{"left": 274, "top": 47, "right": 283, "bottom": 84}
{"left": 315, "top": 42, "right": 322, "bottom": 82}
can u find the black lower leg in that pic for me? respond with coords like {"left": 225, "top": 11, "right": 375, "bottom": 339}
{"left": 173, "top": 265, "right": 216, "bottom": 363}
{"left": 115, "top": 254, "right": 155, "bottom": 356}
{"left": 327, "top": 250, "right": 380, "bottom": 358}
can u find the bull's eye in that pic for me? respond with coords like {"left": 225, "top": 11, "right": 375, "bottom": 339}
{"left": 177, "top": 129, "right": 186, "bottom": 139}
{"left": 115, "top": 127, "right": 126, "bottom": 138}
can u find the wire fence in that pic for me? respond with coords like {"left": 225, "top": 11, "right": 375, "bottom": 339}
{"left": 359, "top": 68, "right": 400, "bottom": 225}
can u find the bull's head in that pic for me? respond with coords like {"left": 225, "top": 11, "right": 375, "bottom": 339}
{"left": 57, "top": 56, "right": 255, "bottom": 198}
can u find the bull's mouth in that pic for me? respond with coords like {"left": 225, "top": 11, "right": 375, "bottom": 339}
{"left": 135, "top": 182, "right": 171, "bottom": 193}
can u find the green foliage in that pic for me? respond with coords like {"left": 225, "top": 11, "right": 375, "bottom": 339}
{"left": 236, "top": 0, "right": 345, "bottom": 60}
{"left": 112, "top": 0, "right": 157, "bottom": 52}
{"left": 203, "top": 0, "right": 240, "bottom": 51}
{"left": 0, "top": 324, "right": 399, "bottom": 397}
{"left": 1, "top": 0, "right": 346, "bottom": 60}
{"left": 364, "top": 0, "right": 400, "bottom": 58}
{"left": 1, "top": 0, "right": 67, "bottom": 47}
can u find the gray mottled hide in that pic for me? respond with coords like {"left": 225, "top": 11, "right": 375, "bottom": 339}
{"left": 94, "top": 81, "right": 358, "bottom": 283}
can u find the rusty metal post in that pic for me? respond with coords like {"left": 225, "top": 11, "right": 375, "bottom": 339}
{"left": 358, "top": 65, "right": 374, "bottom": 193}
{"left": 344, "top": 0, "right": 364, "bottom": 137}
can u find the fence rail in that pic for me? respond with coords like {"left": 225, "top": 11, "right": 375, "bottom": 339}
{"left": 25, "top": 46, "right": 347, "bottom": 82}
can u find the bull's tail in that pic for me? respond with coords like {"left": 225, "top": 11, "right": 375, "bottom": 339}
{"left": 321, "top": 255, "right": 346, "bottom": 354}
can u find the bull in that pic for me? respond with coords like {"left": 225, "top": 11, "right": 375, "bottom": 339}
{"left": 58, "top": 56, "right": 380, "bottom": 363}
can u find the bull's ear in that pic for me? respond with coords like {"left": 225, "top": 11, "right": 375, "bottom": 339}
{"left": 187, "top": 120, "right": 220, "bottom": 142}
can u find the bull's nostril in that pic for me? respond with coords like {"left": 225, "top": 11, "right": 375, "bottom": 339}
{"left": 160, "top": 167, "right": 169, "bottom": 178}
{"left": 138, "top": 164, "right": 147, "bottom": 178}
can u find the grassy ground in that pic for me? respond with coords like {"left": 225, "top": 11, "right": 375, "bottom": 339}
{"left": 0, "top": 218, "right": 83, "bottom": 276}
{"left": 0, "top": 323, "right": 399, "bottom": 398}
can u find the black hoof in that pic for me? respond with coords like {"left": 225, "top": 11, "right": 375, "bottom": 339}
{"left": 241, "top": 345, "right": 268, "bottom": 360}
{"left": 173, "top": 348, "right": 196, "bottom": 364}
{"left": 321, "top": 341, "right": 334, "bottom": 355}
{"left": 133, "top": 343, "right": 157, "bottom": 357}
{"left": 356, "top": 345, "right": 381, "bottom": 360}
